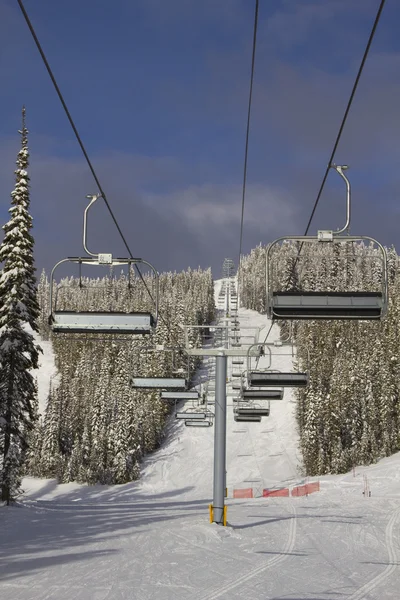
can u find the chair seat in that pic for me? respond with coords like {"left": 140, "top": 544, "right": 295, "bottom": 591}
{"left": 51, "top": 311, "right": 155, "bottom": 333}
{"left": 271, "top": 291, "right": 382, "bottom": 320}
{"left": 249, "top": 371, "right": 308, "bottom": 387}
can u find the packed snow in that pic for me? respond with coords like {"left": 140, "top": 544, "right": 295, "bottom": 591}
{"left": 1, "top": 279, "right": 400, "bottom": 599}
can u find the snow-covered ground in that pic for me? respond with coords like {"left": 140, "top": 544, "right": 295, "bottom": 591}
{"left": 2, "top": 280, "right": 400, "bottom": 599}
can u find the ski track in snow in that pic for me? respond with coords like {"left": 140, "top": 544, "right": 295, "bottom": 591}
{"left": 347, "top": 506, "right": 400, "bottom": 600}
{"left": 2, "top": 278, "right": 400, "bottom": 599}
{"left": 195, "top": 502, "right": 298, "bottom": 600}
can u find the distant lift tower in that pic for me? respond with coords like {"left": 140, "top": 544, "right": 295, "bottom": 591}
{"left": 222, "top": 258, "right": 235, "bottom": 279}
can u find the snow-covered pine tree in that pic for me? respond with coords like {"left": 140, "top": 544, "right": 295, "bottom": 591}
{"left": 0, "top": 107, "right": 41, "bottom": 504}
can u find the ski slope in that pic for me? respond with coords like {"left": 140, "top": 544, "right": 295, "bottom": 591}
{"left": 2, "top": 280, "right": 400, "bottom": 599}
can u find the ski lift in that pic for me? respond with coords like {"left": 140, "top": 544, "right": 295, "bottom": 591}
{"left": 245, "top": 344, "right": 308, "bottom": 388}
{"left": 185, "top": 419, "right": 213, "bottom": 427}
{"left": 266, "top": 166, "right": 388, "bottom": 321}
{"left": 131, "top": 345, "right": 190, "bottom": 389}
{"left": 242, "top": 389, "right": 283, "bottom": 400}
{"left": 49, "top": 195, "right": 158, "bottom": 334}
{"left": 235, "top": 406, "right": 270, "bottom": 417}
{"left": 176, "top": 411, "right": 209, "bottom": 420}
{"left": 248, "top": 371, "right": 308, "bottom": 388}
{"left": 160, "top": 391, "right": 199, "bottom": 401}
{"left": 131, "top": 377, "right": 187, "bottom": 389}
{"left": 234, "top": 414, "right": 261, "bottom": 423}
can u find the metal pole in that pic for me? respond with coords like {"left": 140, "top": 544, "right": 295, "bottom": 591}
{"left": 212, "top": 353, "right": 227, "bottom": 524}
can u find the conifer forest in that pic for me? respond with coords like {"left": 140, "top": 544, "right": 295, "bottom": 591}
{"left": 27, "top": 268, "right": 216, "bottom": 485}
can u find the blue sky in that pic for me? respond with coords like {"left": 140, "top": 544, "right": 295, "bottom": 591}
{"left": 1, "top": 0, "right": 399, "bottom": 278}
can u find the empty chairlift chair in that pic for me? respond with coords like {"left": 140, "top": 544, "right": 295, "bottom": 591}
{"left": 131, "top": 346, "right": 191, "bottom": 390}
{"left": 160, "top": 391, "right": 199, "bottom": 401}
{"left": 242, "top": 388, "right": 284, "bottom": 401}
{"left": 265, "top": 166, "right": 388, "bottom": 321}
{"left": 248, "top": 370, "right": 308, "bottom": 388}
{"left": 131, "top": 376, "right": 187, "bottom": 389}
{"left": 244, "top": 343, "right": 307, "bottom": 389}
{"left": 185, "top": 415, "right": 214, "bottom": 427}
{"left": 48, "top": 195, "right": 159, "bottom": 335}
{"left": 175, "top": 411, "right": 210, "bottom": 420}
{"left": 235, "top": 406, "right": 270, "bottom": 417}
{"left": 234, "top": 414, "right": 261, "bottom": 423}
{"left": 49, "top": 257, "right": 158, "bottom": 334}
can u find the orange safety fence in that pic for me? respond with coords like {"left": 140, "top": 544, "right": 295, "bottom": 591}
{"left": 233, "top": 488, "right": 253, "bottom": 499}
{"left": 231, "top": 482, "right": 320, "bottom": 499}
{"left": 305, "top": 481, "right": 320, "bottom": 494}
{"left": 291, "top": 485, "right": 307, "bottom": 497}
{"left": 263, "top": 488, "right": 289, "bottom": 497}
{"left": 291, "top": 481, "right": 320, "bottom": 497}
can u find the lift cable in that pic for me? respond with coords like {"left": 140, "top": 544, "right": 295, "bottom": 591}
{"left": 237, "top": 0, "right": 259, "bottom": 297}
{"left": 17, "top": 0, "right": 171, "bottom": 331}
{"left": 298, "top": 0, "right": 386, "bottom": 248}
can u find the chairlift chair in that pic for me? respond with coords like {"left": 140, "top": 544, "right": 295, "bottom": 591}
{"left": 175, "top": 411, "right": 210, "bottom": 420}
{"left": 234, "top": 414, "right": 261, "bottom": 423}
{"left": 245, "top": 343, "right": 308, "bottom": 388}
{"left": 49, "top": 195, "right": 159, "bottom": 335}
{"left": 242, "top": 389, "right": 284, "bottom": 400}
{"left": 185, "top": 419, "right": 213, "bottom": 427}
{"left": 131, "top": 377, "right": 187, "bottom": 389}
{"left": 131, "top": 345, "right": 190, "bottom": 389}
{"left": 235, "top": 406, "right": 270, "bottom": 418}
{"left": 266, "top": 166, "right": 388, "bottom": 321}
{"left": 50, "top": 259, "right": 158, "bottom": 334}
{"left": 248, "top": 371, "right": 308, "bottom": 388}
{"left": 160, "top": 391, "right": 199, "bottom": 401}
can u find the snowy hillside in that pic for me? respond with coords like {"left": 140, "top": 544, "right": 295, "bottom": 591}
{"left": 2, "top": 280, "right": 400, "bottom": 600}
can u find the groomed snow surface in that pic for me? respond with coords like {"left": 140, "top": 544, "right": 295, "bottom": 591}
{"left": 2, "top": 280, "right": 400, "bottom": 599}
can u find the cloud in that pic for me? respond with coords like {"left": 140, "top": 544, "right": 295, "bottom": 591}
{"left": 264, "top": 0, "right": 377, "bottom": 51}
{"left": 146, "top": 182, "right": 296, "bottom": 236}
{"left": 0, "top": 138, "right": 301, "bottom": 277}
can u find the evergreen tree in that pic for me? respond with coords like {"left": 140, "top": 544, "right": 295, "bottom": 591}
{"left": 0, "top": 108, "right": 41, "bottom": 504}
